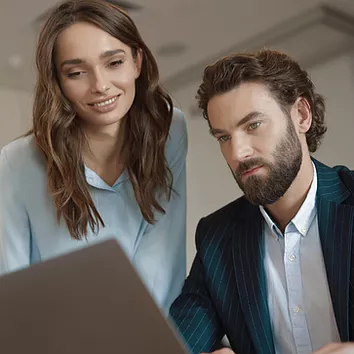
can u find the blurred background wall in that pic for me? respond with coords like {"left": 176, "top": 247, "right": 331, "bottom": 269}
{"left": 2, "top": 0, "right": 354, "bottom": 269}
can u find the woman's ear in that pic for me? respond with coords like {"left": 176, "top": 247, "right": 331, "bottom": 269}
{"left": 134, "top": 49, "right": 143, "bottom": 79}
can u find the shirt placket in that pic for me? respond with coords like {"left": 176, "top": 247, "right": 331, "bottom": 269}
{"left": 284, "top": 227, "right": 312, "bottom": 354}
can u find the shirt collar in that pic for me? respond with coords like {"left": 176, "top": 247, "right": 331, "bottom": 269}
{"left": 84, "top": 165, "right": 127, "bottom": 190}
{"left": 260, "top": 162, "right": 317, "bottom": 238}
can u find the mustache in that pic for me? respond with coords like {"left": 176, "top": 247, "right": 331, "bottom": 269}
{"left": 235, "top": 158, "right": 268, "bottom": 177}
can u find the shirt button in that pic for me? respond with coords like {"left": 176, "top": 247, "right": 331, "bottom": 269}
{"left": 293, "top": 306, "right": 300, "bottom": 313}
{"left": 301, "top": 228, "right": 306, "bottom": 234}
{"left": 289, "top": 254, "right": 296, "bottom": 261}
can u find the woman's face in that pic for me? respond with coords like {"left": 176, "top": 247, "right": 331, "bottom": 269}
{"left": 55, "top": 21, "right": 142, "bottom": 132}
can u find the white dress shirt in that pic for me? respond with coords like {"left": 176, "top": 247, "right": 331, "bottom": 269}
{"left": 260, "top": 164, "right": 340, "bottom": 353}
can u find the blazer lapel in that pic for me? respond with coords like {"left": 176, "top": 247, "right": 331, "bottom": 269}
{"left": 232, "top": 204, "right": 275, "bottom": 354}
{"left": 315, "top": 159, "right": 354, "bottom": 341}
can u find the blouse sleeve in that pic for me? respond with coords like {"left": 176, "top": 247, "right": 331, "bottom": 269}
{"left": 133, "top": 108, "right": 188, "bottom": 314}
{"left": 0, "top": 148, "right": 31, "bottom": 275}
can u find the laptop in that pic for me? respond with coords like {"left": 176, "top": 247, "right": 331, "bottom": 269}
{"left": 0, "top": 239, "right": 189, "bottom": 354}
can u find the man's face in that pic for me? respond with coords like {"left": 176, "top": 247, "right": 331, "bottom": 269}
{"left": 207, "top": 82, "right": 303, "bottom": 205}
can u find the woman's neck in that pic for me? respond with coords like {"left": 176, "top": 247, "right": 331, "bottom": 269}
{"left": 81, "top": 121, "right": 125, "bottom": 185}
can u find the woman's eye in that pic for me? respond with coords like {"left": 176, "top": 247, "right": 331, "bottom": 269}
{"left": 67, "top": 71, "right": 82, "bottom": 78}
{"left": 109, "top": 60, "right": 124, "bottom": 67}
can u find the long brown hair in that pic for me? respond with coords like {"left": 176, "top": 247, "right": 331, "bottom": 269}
{"left": 31, "top": 0, "right": 174, "bottom": 240}
{"left": 197, "top": 49, "right": 327, "bottom": 153}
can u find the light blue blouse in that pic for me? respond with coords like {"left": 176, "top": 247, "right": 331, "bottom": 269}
{"left": 0, "top": 108, "right": 187, "bottom": 314}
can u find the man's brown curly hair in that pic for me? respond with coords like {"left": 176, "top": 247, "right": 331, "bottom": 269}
{"left": 196, "top": 49, "right": 327, "bottom": 153}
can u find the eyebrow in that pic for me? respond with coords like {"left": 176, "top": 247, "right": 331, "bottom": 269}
{"left": 60, "top": 49, "right": 126, "bottom": 69}
{"left": 209, "top": 111, "right": 265, "bottom": 136}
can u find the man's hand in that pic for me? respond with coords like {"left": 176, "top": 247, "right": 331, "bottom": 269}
{"left": 312, "top": 342, "right": 354, "bottom": 353}
{"left": 201, "top": 349, "right": 235, "bottom": 354}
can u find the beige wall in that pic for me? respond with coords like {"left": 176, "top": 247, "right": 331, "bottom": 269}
{"left": 1, "top": 52, "right": 354, "bottom": 270}
{"left": 311, "top": 54, "right": 354, "bottom": 167}
{"left": 0, "top": 88, "right": 32, "bottom": 148}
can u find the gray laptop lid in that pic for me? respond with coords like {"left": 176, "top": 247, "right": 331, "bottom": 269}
{"left": 0, "top": 239, "right": 188, "bottom": 354}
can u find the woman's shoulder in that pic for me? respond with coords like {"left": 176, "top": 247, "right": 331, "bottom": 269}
{"left": 165, "top": 108, "right": 188, "bottom": 169}
{"left": 0, "top": 135, "right": 44, "bottom": 174}
{"left": 169, "top": 107, "right": 187, "bottom": 140}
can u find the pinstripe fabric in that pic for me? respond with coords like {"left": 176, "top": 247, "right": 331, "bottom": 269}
{"left": 170, "top": 159, "right": 354, "bottom": 354}
{"left": 316, "top": 159, "right": 354, "bottom": 342}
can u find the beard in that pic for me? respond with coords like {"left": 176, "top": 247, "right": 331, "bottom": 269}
{"left": 232, "top": 120, "right": 302, "bottom": 205}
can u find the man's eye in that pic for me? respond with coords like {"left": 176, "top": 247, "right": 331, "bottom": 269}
{"left": 248, "top": 122, "right": 261, "bottom": 130}
{"left": 217, "top": 136, "right": 230, "bottom": 143}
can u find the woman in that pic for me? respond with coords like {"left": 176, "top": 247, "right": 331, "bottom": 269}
{"left": 0, "top": 0, "right": 187, "bottom": 314}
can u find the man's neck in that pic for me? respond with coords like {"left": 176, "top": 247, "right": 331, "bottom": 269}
{"left": 264, "top": 154, "right": 314, "bottom": 233}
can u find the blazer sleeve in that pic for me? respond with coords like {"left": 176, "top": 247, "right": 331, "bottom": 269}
{"left": 169, "top": 218, "right": 225, "bottom": 354}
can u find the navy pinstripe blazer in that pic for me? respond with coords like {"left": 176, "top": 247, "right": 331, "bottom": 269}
{"left": 170, "top": 159, "right": 354, "bottom": 354}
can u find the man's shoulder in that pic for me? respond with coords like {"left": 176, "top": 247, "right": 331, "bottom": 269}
{"left": 314, "top": 158, "right": 354, "bottom": 176}
{"left": 315, "top": 158, "right": 354, "bottom": 190}
{"left": 203, "top": 196, "right": 250, "bottom": 224}
{"left": 333, "top": 164, "right": 354, "bottom": 176}
{"left": 195, "top": 196, "right": 256, "bottom": 248}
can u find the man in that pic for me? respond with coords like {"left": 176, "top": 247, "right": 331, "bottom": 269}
{"left": 170, "top": 49, "right": 354, "bottom": 354}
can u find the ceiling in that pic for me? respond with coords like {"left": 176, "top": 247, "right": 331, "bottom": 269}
{"left": 1, "top": 0, "right": 354, "bottom": 93}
